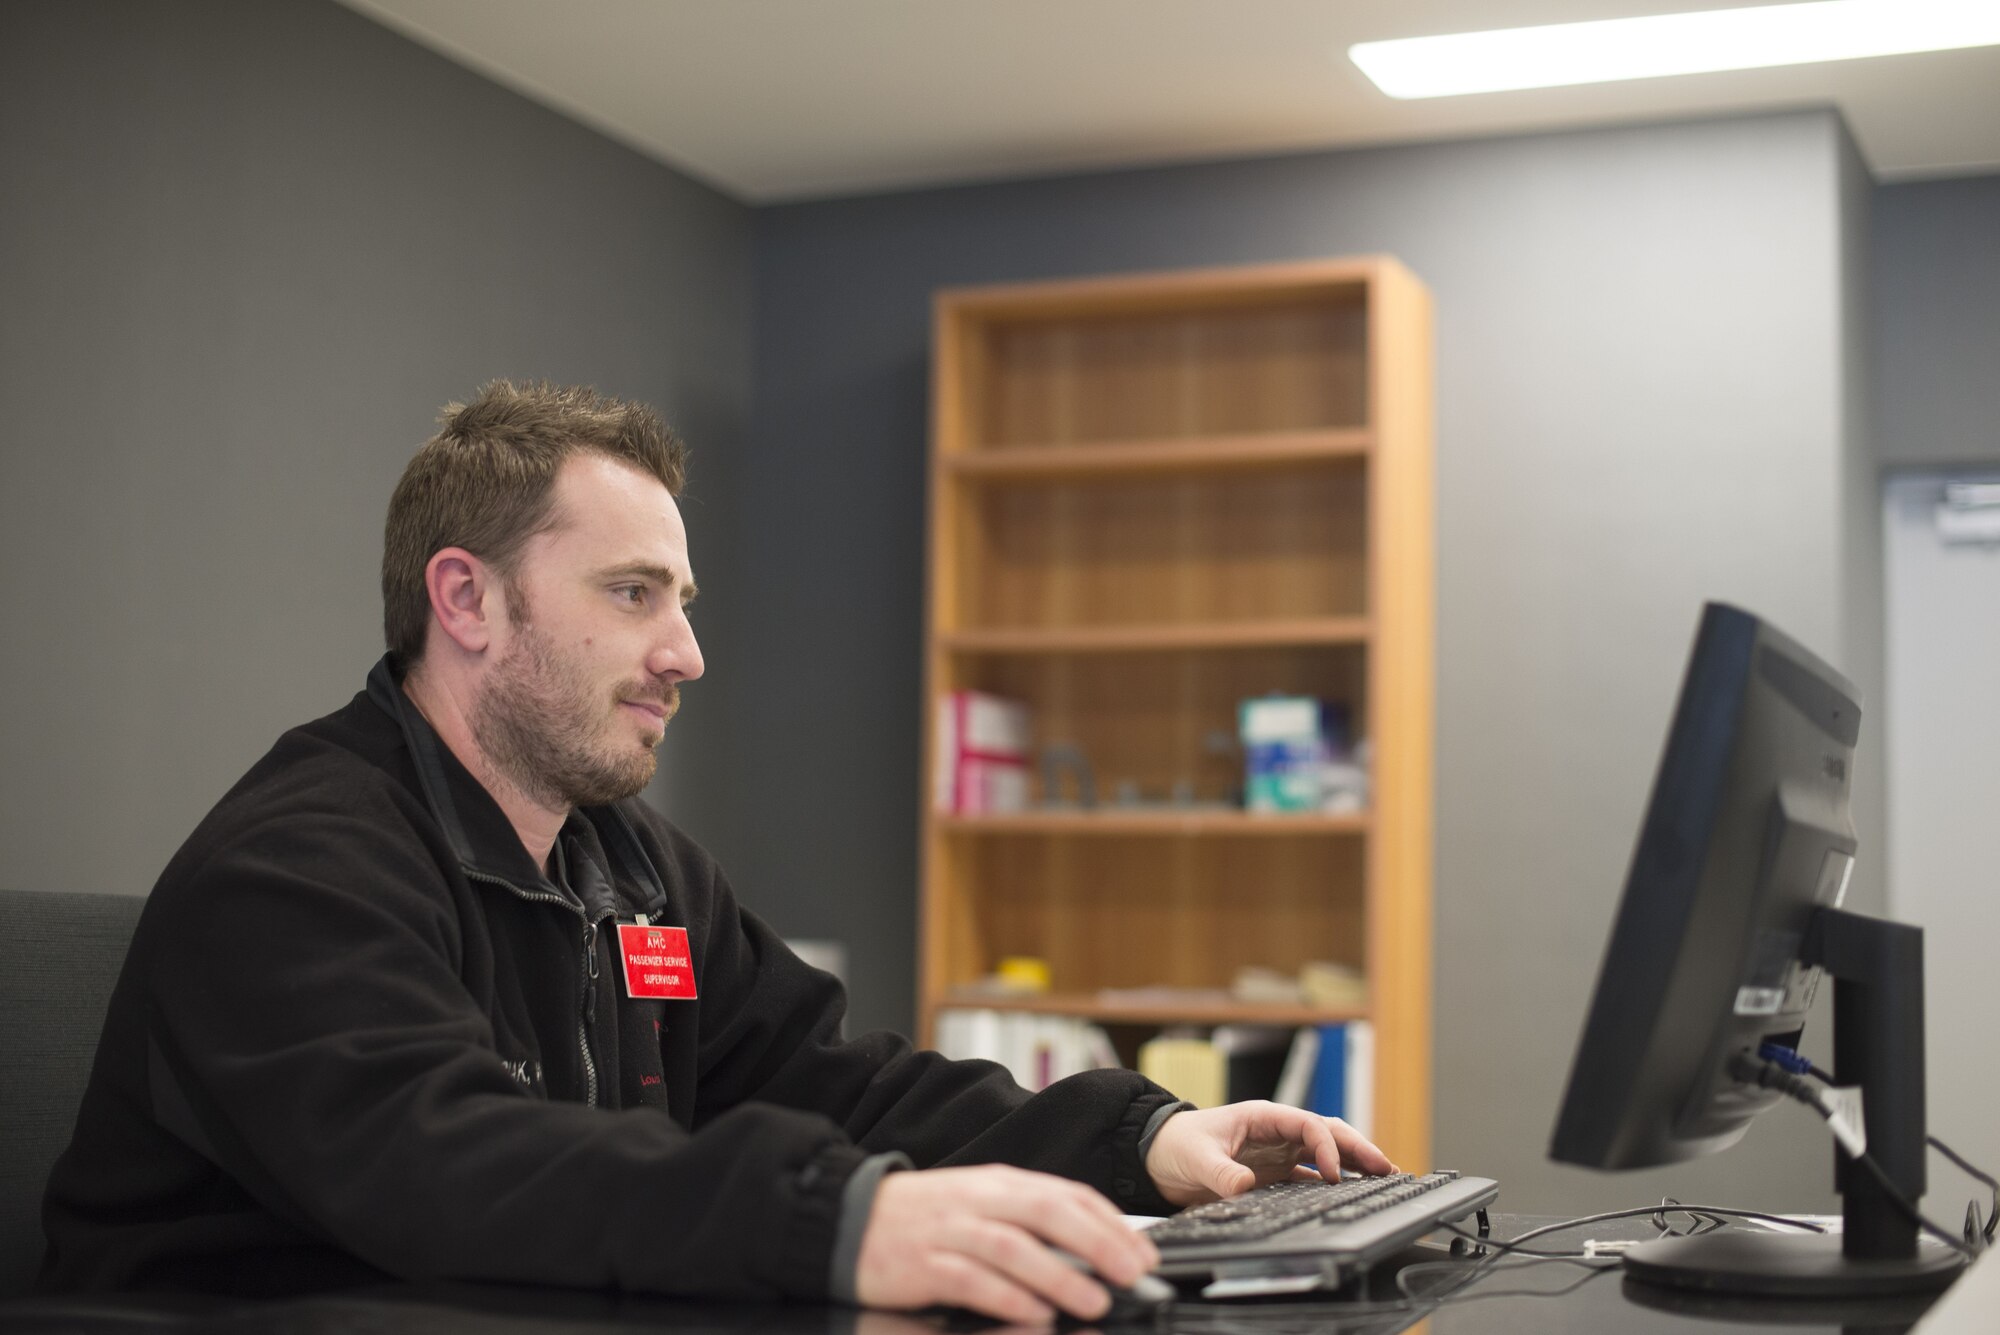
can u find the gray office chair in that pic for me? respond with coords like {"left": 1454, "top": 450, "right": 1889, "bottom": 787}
{"left": 0, "top": 888, "right": 147, "bottom": 1298}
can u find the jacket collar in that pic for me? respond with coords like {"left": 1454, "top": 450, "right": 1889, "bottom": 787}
{"left": 364, "top": 655, "right": 668, "bottom": 912}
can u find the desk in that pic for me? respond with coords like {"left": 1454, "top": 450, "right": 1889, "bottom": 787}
{"left": 0, "top": 1217, "right": 1960, "bottom": 1335}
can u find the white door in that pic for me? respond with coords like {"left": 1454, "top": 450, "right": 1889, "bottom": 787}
{"left": 1883, "top": 471, "right": 2000, "bottom": 1207}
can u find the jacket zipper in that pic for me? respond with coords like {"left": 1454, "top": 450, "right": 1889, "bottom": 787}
{"left": 466, "top": 868, "right": 610, "bottom": 1108}
{"left": 579, "top": 919, "right": 601, "bottom": 1107}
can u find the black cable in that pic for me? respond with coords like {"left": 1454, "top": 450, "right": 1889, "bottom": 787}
{"left": 1434, "top": 1221, "right": 1593, "bottom": 1258}
{"left": 1734, "top": 1053, "right": 1982, "bottom": 1260}
{"left": 1408, "top": 1215, "right": 1614, "bottom": 1303}
{"left": 1797, "top": 1055, "right": 1996, "bottom": 1245}
{"left": 1395, "top": 1254, "right": 1621, "bottom": 1306}
{"left": 1387, "top": 1223, "right": 1602, "bottom": 1306}
{"left": 1492, "top": 1202, "right": 1827, "bottom": 1248}
{"left": 1846, "top": 1145, "right": 1982, "bottom": 1259}
{"left": 1649, "top": 1198, "right": 1730, "bottom": 1237}
{"left": 1430, "top": 1200, "right": 1771, "bottom": 1261}
{"left": 1928, "top": 1133, "right": 1999, "bottom": 1245}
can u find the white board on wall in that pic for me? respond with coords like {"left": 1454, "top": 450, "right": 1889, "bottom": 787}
{"left": 1883, "top": 471, "right": 2000, "bottom": 1200}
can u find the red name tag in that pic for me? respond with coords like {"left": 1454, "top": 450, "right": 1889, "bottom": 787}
{"left": 616, "top": 924, "right": 697, "bottom": 1000}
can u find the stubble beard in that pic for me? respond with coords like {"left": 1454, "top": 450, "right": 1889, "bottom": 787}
{"left": 471, "top": 619, "right": 675, "bottom": 811}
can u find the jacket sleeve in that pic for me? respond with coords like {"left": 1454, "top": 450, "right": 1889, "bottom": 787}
{"left": 143, "top": 799, "right": 869, "bottom": 1301}
{"left": 676, "top": 835, "right": 1181, "bottom": 1218}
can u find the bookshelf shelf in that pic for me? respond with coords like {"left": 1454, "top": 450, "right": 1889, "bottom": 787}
{"left": 942, "top": 428, "right": 1370, "bottom": 480}
{"left": 942, "top": 617, "right": 1371, "bottom": 655}
{"left": 936, "top": 992, "right": 1368, "bottom": 1029}
{"left": 939, "top": 811, "right": 1370, "bottom": 837}
{"left": 919, "top": 256, "right": 1433, "bottom": 1165}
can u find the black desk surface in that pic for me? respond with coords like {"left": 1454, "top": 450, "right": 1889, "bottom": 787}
{"left": 0, "top": 1216, "right": 1958, "bottom": 1335}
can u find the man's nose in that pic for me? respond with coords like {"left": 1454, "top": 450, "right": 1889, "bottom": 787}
{"left": 652, "top": 613, "right": 703, "bottom": 683}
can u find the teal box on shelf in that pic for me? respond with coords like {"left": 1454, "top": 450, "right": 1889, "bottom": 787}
{"left": 1239, "top": 696, "right": 1350, "bottom": 812}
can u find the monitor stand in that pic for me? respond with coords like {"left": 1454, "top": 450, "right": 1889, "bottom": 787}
{"left": 1622, "top": 908, "right": 1967, "bottom": 1298}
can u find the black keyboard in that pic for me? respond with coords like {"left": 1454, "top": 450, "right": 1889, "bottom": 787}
{"left": 1148, "top": 1171, "right": 1500, "bottom": 1287}
{"left": 1149, "top": 1172, "right": 1464, "bottom": 1245}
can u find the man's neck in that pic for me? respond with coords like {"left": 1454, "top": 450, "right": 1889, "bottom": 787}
{"left": 400, "top": 668, "right": 567, "bottom": 873}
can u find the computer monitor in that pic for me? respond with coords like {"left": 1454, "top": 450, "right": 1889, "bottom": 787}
{"left": 1549, "top": 602, "right": 1963, "bottom": 1297}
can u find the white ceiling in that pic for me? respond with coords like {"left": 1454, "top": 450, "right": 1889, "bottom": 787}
{"left": 338, "top": 0, "right": 2000, "bottom": 202}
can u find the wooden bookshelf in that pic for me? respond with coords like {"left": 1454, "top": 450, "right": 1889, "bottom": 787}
{"left": 919, "top": 257, "right": 1434, "bottom": 1167}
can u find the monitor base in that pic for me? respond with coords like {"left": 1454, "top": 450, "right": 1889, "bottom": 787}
{"left": 1622, "top": 1230, "right": 1964, "bottom": 1298}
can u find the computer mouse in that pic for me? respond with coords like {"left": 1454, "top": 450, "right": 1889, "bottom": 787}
{"left": 1052, "top": 1251, "right": 1174, "bottom": 1326}
{"left": 1095, "top": 1272, "right": 1175, "bottom": 1324}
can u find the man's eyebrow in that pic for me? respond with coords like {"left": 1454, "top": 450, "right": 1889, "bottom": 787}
{"left": 592, "top": 562, "right": 698, "bottom": 603}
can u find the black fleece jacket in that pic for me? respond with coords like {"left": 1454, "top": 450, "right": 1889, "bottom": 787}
{"left": 40, "top": 657, "right": 1179, "bottom": 1299}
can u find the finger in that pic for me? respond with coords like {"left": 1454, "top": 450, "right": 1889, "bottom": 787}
{"left": 1196, "top": 1148, "right": 1258, "bottom": 1199}
{"left": 1262, "top": 1103, "right": 1385, "bottom": 1178}
{"left": 976, "top": 1167, "right": 1129, "bottom": 1230}
{"left": 1046, "top": 1190, "right": 1158, "bottom": 1284}
{"left": 926, "top": 1249, "right": 1055, "bottom": 1325}
{"left": 958, "top": 1220, "right": 1109, "bottom": 1321}
{"left": 979, "top": 1176, "right": 1156, "bottom": 1282}
{"left": 1323, "top": 1117, "right": 1396, "bottom": 1175}
{"left": 1063, "top": 1175, "right": 1141, "bottom": 1234}
{"left": 1225, "top": 1101, "right": 1342, "bottom": 1177}
{"left": 1290, "top": 1109, "right": 1346, "bottom": 1177}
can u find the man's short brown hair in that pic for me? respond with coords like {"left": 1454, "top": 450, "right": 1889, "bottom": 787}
{"left": 382, "top": 380, "right": 688, "bottom": 671}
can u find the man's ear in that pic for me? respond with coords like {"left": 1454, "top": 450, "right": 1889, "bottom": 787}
{"left": 423, "top": 547, "right": 499, "bottom": 656}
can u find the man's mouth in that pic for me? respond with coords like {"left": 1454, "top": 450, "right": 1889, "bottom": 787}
{"left": 620, "top": 686, "right": 679, "bottom": 726}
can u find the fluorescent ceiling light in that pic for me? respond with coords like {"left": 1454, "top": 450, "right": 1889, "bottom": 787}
{"left": 1349, "top": 1, "right": 2000, "bottom": 99}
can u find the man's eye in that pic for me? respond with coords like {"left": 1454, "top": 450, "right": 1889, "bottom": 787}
{"left": 615, "top": 586, "right": 646, "bottom": 605}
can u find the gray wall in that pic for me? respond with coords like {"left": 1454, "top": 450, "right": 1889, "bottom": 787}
{"left": 0, "top": 0, "right": 751, "bottom": 899}
{"left": 1882, "top": 472, "right": 2000, "bottom": 1201}
{"left": 741, "top": 111, "right": 1874, "bottom": 1213}
{"left": 1871, "top": 174, "right": 2000, "bottom": 1224}
{"left": 1873, "top": 174, "right": 2000, "bottom": 468}
{"left": 1837, "top": 132, "right": 1886, "bottom": 973}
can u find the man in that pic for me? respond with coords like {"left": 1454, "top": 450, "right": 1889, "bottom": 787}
{"left": 41, "top": 382, "right": 1391, "bottom": 1322}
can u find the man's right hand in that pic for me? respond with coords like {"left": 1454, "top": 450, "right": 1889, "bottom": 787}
{"left": 852, "top": 1165, "right": 1161, "bottom": 1323}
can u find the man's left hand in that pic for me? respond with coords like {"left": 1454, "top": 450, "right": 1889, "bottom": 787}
{"left": 1143, "top": 1101, "right": 1398, "bottom": 1207}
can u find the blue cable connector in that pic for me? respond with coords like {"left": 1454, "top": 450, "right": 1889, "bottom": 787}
{"left": 1757, "top": 1042, "right": 1815, "bottom": 1075}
